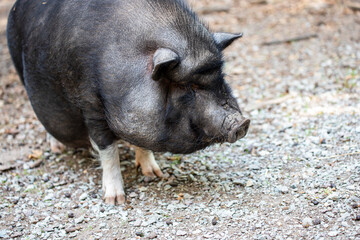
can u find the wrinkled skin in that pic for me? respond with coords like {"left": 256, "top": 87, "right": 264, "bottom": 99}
{"left": 7, "top": 0, "right": 250, "bottom": 204}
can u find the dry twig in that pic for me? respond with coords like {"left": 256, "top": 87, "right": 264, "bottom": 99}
{"left": 317, "top": 151, "right": 360, "bottom": 160}
{"left": 197, "top": 6, "right": 230, "bottom": 14}
{"left": 262, "top": 34, "right": 318, "bottom": 46}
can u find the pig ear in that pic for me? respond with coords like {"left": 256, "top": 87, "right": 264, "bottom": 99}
{"left": 152, "top": 48, "right": 180, "bottom": 81}
{"left": 213, "top": 32, "right": 243, "bottom": 50}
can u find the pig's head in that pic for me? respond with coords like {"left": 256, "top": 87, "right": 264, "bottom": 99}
{"left": 150, "top": 32, "right": 250, "bottom": 153}
{"left": 105, "top": 31, "right": 250, "bottom": 154}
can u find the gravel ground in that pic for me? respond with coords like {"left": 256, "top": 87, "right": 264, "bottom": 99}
{"left": 1, "top": 0, "right": 360, "bottom": 239}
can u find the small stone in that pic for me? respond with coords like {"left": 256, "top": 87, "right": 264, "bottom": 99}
{"left": 148, "top": 232, "right": 157, "bottom": 239}
{"left": 75, "top": 216, "right": 84, "bottom": 224}
{"left": 135, "top": 232, "right": 144, "bottom": 237}
{"left": 328, "top": 192, "right": 339, "bottom": 201}
{"left": 144, "top": 176, "right": 155, "bottom": 183}
{"left": 129, "top": 192, "right": 138, "bottom": 198}
{"left": 199, "top": 176, "right": 208, "bottom": 183}
{"left": 79, "top": 193, "right": 88, "bottom": 201}
{"left": 43, "top": 175, "right": 50, "bottom": 182}
{"left": 311, "top": 199, "right": 319, "bottom": 205}
{"left": 169, "top": 181, "right": 178, "bottom": 187}
{"left": 10, "top": 232, "right": 22, "bottom": 238}
{"left": 233, "top": 178, "right": 246, "bottom": 186}
{"left": 176, "top": 230, "right": 187, "bottom": 236}
{"left": 68, "top": 212, "right": 74, "bottom": 218}
{"left": 0, "top": 230, "right": 8, "bottom": 238}
{"left": 65, "top": 192, "right": 71, "bottom": 198}
{"left": 133, "top": 219, "right": 142, "bottom": 227}
{"left": 329, "top": 182, "right": 336, "bottom": 189}
{"left": 142, "top": 215, "right": 158, "bottom": 227}
{"left": 355, "top": 215, "right": 360, "bottom": 221}
{"left": 164, "top": 185, "right": 171, "bottom": 191}
{"left": 212, "top": 217, "right": 218, "bottom": 225}
{"left": 302, "top": 217, "right": 312, "bottom": 228}
{"left": 351, "top": 203, "right": 358, "bottom": 209}
{"left": 100, "top": 207, "right": 105, "bottom": 213}
{"left": 139, "top": 186, "right": 147, "bottom": 192}
{"left": 246, "top": 180, "right": 254, "bottom": 187}
{"left": 166, "top": 220, "right": 172, "bottom": 225}
{"left": 44, "top": 193, "right": 55, "bottom": 201}
{"left": 65, "top": 226, "right": 81, "bottom": 233}
{"left": 277, "top": 185, "right": 289, "bottom": 194}
{"left": 313, "top": 219, "right": 321, "bottom": 225}
{"left": 12, "top": 197, "right": 19, "bottom": 204}
{"left": 328, "top": 231, "right": 339, "bottom": 237}
{"left": 162, "top": 172, "right": 170, "bottom": 179}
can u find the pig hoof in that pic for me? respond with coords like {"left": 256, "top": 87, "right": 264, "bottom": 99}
{"left": 47, "top": 134, "right": 65, "bottom": 153}
{"left": 104, "top": 194, "right": 126, "bottom": 205}
{"left": 102, "top": 180, "right": 126, "bottom": 205}
{"left": 135, "top": 147, "right": 163, "bottom": 178}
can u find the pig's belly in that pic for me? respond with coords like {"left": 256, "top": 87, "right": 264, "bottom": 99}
{"left": 24, "top": 77, "right": 90, "bottom": 148}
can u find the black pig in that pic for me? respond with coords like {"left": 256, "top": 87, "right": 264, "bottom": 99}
{"left": 7, "top": 0, "right": 250, "bottom": 204}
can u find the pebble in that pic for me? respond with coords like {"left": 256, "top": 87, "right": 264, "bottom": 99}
{"left": 176, "top": 230, "right": 187, "bottom": 236}
{"left": 246, "top": 180, "right": 254, "bottom": 187}
{"left": 164, "top": 185, "right": 171, "bottom": 191}
{"left": 75, "top": 216, "right": 84, "bottom": 224}
{"left": 328, "top": 193, "right": 339, "bottom": 201}
{"left": 311, "top": 199, "right": 319, "bottom": 205}
{"left": 212, "top": 217, "right": 218, "bottom": 225}
{"left": 328, "top": 231, "right": 339, "bottom": 237}
{"left": 302, "top": 217, "right": 312, "bottom": 228}
{"left": 277, "top": 185, "right": 289, "bottom": 194}
{"left": 0, "top": 230, "right": 8, "bottom": 238}
{"left": 352, "top": 203, "right": 359, "bottom": 209}
{"left": 68, "top": 212, "right": 74, "bottom": 218}
{"left": 79, "top": 193, "right": 88, "bottom": 201}
{"left": 312, "top": 219, "right": 321, "bottom": 225}
{"left": 132, "top": 219, "right": 142, "bottom": 227}
{"left": 135, "top": 232, "right": 144, "bottom": 237}
{"left": 233, "top": 178, "right": 246, "bottom": 186}
{"left": 148, "top": 232, "right": 157, "bottom": 239}
{"left": 129, "top": 192, "right": 138, "bottom": 198}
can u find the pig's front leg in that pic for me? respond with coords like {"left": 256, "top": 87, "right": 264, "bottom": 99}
{"left": 91, "top": 139, "right": 125, "bottom": 205}
{"left": 135, "top": 147, "right": 163, "bottom": 177}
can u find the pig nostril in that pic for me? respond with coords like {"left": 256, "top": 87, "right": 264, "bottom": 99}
{"left": 227, "top": 118, "right": 250, "bottom": 143}
{"left": 236, "top": 119, "right": 250, "bottom": 139}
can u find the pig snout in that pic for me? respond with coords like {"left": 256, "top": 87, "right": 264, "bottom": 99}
{"left": 223, "top": 113, "right": 250, "bottom": 143}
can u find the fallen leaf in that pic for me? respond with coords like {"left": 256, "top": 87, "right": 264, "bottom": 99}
{"left": 28, "top": 150, "right": 43, "bottom": 160}
{"left": 177, "top": 193, "right": 184, "bottom": 201}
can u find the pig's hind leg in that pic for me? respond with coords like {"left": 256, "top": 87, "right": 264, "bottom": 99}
{"left": 90, "top": 139, "right": 125, "bottom": 205}
{"left": 135, "top": 147, "right": 163, "bottom": 178}
{"left": 47, "top": 133, "right": 66, "bottom": 153}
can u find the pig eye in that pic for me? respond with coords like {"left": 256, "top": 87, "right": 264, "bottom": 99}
{"left": 191, "top": 84, "right": 201, "bottom": 90}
